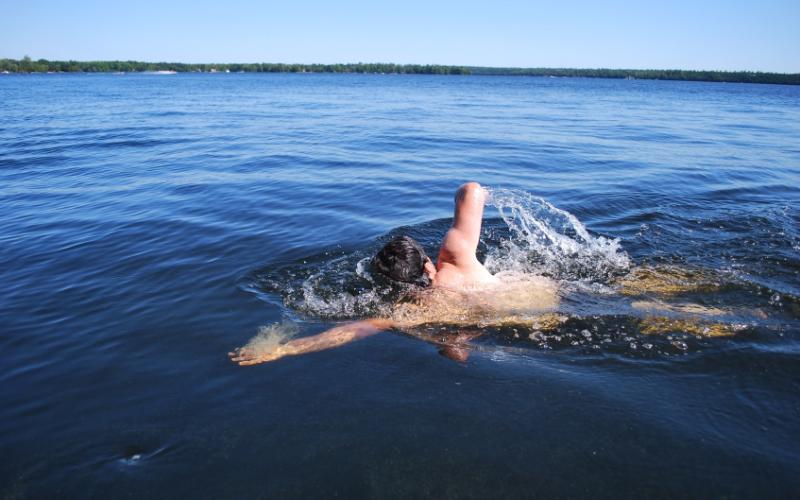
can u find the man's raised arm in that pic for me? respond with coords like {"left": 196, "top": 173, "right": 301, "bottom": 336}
{"left": 439, "top": 182, "right": 488, "bottom": 265}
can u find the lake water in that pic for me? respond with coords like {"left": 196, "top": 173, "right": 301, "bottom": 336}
{"left": 1, "top": 73, "right": 799, "bottom": 498}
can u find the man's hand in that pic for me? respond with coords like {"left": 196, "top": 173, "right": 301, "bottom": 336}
{"left": 228, "top": 344, "right": 292, "bottom": 365}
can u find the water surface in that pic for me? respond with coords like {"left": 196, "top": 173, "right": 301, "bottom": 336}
{"left": 1, "top": 73, "right": 799, "bottom": 498}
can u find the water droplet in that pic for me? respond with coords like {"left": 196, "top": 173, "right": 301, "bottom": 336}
{"left": 671, "top": 340, "right": 688, "bottom": 351}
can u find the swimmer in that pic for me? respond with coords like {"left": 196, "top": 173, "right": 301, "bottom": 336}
{"left": 230, "top": 182, "right": 560, "bottom": 365}
{"left": 229, "top": 183, "right": 757, "bottom": 365}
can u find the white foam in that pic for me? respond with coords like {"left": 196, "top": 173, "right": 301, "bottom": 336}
{"left": 484, "top": 188, "right": 630, "bottom": 280}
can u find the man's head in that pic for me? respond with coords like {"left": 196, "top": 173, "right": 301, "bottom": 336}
{"left": 371, "top": 235, "right": 436, "bottom": 286}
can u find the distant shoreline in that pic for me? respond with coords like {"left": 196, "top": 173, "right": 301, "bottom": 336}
{"left": 2, "top": 58, "right": 798, "bottom": 85}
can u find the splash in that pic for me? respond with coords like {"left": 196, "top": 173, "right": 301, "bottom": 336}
{"left": 252, "top": 250, "right": 405, "bottom": 320}
{"left": 484, "top": 188, "right": 630, "bottom": 280}
{"left": 251, "top": 187, "right": 631, "bottom": 319}
{"left": 241, "top": 322, "right": 300, "bottom": 356}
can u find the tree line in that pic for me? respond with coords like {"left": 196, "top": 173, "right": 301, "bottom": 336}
{"left": 0, "top": 57, "right": 468, "bottom": 75}
{"left": 466, "top": 66, "right": 800, "bottom": 85}
{"left": 1, "top": 57, "right": 797, "bottom": 85}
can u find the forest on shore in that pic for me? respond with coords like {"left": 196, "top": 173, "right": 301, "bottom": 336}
{"left": 1, "top": 57, "right": 798, "bottom": 85}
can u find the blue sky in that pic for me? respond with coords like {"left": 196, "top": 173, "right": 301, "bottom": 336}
{"left": 2, "top": 0, "right": 798, "bottom": 72}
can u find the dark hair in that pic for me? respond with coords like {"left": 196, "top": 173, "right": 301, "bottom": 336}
{"left": 371, "top": 235, "right": 430, "bottom": 285}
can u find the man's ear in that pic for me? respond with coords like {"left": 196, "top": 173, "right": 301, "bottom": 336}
{"left": 423, "top": 258, "right": 437, "bottom": 279}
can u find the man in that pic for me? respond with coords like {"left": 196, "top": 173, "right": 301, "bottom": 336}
{"left": 229, "top": 182, "right": 558, "bottom": 365}
{"left": 229, "top": 182, "right": 751, "bottom": 365}
{"left": 370, "top": 181, "right": 496, "bottom": 289}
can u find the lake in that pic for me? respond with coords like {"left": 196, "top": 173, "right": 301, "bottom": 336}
{"left": 1, "top": 73, "right": 798, "bottom": 498}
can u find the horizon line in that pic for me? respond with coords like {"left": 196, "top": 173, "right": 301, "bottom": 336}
{"left": 2, "top": 57, "right": 798, "bottom": 75}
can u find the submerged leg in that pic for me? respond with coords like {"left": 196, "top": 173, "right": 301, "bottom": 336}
{"left": 615, "top": 264, "right": 725, "bottom": 297}
{"left": 618, "top": 264, "right": 760, "bottom": 338}
{"left": 637, "top": 315, "right": 742, "bottom": 338}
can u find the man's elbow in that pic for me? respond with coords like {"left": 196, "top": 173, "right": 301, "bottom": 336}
{"left": 365, "top": 318, "right": 394, "bottom": 331}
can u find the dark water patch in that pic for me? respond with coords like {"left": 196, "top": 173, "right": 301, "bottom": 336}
{"left": 2, "top": 125, "right": 172, "bottom": 145}
{"left": 365, "top": 133, "right": 526, "bottom": 152}
{"left": 4, "top": 136, "right": 195, "bottom": 156}
{"left": 151, "top": 110, "right": 191, "bottom": 117}
{"left": 0, "top": 154, "right": 72, "bottom": 169}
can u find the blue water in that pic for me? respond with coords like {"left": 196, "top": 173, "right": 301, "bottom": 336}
{"left": 1, "top": 73, "right": 799, "bottom": 498}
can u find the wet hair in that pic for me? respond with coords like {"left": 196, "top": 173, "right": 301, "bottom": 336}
{"left": 371, "top": 235, "right": 431, "bottom": 286}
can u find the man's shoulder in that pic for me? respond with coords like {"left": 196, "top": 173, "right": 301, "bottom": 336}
{"left": 434, "top": 260, "right": 494, "bottom": 289}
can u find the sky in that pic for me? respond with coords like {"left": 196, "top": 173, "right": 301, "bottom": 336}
{"left": 1, "top": 0, "right": 798, "bottom": 72}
